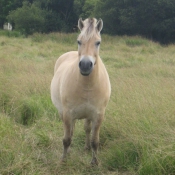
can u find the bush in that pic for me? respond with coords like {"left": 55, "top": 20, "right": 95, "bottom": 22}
{"left": 0, "top": 29, "right": 23, "bottom": 37}
{"left": 19, "top": 95, "right": 58, "bottom": 126}
{"left": 7, "top": 1, "right": 45, "bottom": 35}
{"left": 44, "top": 10, "right": 62, "bottom": 33}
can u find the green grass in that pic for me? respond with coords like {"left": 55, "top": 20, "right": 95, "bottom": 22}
{"left": 0, "top": 32, "right": 175, "bottom": 174}
{"left": 0, "top": 29, "right": 24, "bottom": 38}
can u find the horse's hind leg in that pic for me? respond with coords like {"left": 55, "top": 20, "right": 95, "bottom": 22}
{"left": 91, "top": 115, "right": 103, "bottom": 165}
{"left": 84, "top": 119, "right": 91, "bottom": 150}
{"left": 61, "top": 117, "right": 74, "bottom": 162}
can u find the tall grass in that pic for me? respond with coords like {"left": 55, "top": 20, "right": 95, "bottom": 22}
{"left": 0, "top": 33, "right": 175, "bottom": 174}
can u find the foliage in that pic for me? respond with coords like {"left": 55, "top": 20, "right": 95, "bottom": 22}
{"left": 34, "top": 0, "right": 77, "bottom": 32}
{"left": 43, "top": 10, "right": 63, "bottom": 32}
{"left": 1, "top": 0, "right": 175, "bottom": 43}
{"left": 7, "top": 1, "right": 45, "bottom": 35}
{"left": 0, "top": 0, "right": 23, "bottom": 27}
{"left": 74, "top": 0, "right": 98, "bottom": 19}
{"left": 94, "top": 0, "right": 175, "bottom": 43}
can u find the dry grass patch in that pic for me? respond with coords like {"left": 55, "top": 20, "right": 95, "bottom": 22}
{"left": 1, "top": 33, "right": 175, "bottom": 174}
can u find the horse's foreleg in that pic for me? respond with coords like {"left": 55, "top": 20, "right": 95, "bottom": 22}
{"left": 84, "top": 119, "right": 91, "bottom": 150}
{"left": 91, "top": 116, "right": 103, "bottom": 165}
{"left": 61, "top": 117, "right": 74, "bottom": 162}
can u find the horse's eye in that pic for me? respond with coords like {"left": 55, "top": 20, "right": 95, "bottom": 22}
{"left": 96, "top": 41, "right": 101, "bottom": 46}
{"left": 77, "top": 40, "right": 81, "bottom": 45}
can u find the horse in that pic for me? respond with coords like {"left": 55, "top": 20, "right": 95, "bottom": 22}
{"left": 50, "top": 18, "right": 111, "bottom": 165}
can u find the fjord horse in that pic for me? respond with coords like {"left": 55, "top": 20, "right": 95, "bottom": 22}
{"left": 51, "top": 18, "right": 111, "bottom": 165}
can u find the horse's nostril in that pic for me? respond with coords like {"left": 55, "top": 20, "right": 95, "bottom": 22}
{"left": 79, "top": 61, "right": 82, "bottom": 67}
{"left": 79, "top": 59, "right": 93, "bottom": 76}
{"left": 90, "top": 62, "right": 93, "bottom": 68}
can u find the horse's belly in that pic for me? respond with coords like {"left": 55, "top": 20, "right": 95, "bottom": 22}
{"left": 70, "top": 103, "right": 99, "bottom": 120}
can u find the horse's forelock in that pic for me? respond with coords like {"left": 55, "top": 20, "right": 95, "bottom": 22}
{"left": 79, "top": 18, "right": 98, "bottom": 41}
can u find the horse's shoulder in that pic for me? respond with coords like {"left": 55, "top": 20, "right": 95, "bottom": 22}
{"left": 61, "top": 51, "right": 78, "bottom": 58}
{"left": 54, "top": 51, "right": 78, "bottom": 73}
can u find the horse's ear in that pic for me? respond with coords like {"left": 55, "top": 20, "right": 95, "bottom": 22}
{"left": 96, "top": 19, "right": 103, "bottom": 32}
{"left": 78, "top": 18, "right": 84, "bottom": 31}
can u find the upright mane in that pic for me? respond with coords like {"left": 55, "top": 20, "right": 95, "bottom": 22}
{"left": 78, "top": 18, "right": 99, "bottom": 41}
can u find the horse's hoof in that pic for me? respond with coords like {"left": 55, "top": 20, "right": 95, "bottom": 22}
{"left": 59, "top": 159, "right": 66, "bottom": 165}
{"left": 90, "top": 158, "right": 99, "bottom": 166}
{"left": 60, "top": 156, "right": 67, "bottom": 164}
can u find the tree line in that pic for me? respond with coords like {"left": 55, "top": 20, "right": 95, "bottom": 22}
{"left": 0, "top": 0, "right": 175, "bottom": 43}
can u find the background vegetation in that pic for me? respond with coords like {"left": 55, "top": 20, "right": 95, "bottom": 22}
{"left": 1, "top": 32, "right": 175, "bottom": 174}
{"left": 0, "top": 0, "right": 175, "bottom": 43}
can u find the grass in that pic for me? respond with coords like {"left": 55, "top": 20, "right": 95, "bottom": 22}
{"left": 0, "top": 29, "right": 24, "bottom": 38}
{"left": 0, "top": 31, "right": 175, "bottom": 174}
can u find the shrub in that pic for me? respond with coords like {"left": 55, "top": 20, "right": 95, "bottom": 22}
{"left": 7, "top": 1, "right": 45, "bottom": 35}
{"left": 0, "top": 29, "right": 23, "bottom": 37}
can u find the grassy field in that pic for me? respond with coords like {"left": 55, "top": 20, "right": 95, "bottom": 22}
{"left": 1, "top": 31, "right": 175, "bottom": 175}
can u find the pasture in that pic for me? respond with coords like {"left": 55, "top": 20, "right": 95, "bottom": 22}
{"left": 0, "top": 32, "right": 175, "bottom": 174}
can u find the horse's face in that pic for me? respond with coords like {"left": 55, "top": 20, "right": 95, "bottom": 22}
{"left": 77, "top": 18, "right": 103, "bottom": 76}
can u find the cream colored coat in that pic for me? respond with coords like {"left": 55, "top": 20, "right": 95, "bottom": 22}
{"left": 50, "top": 18, "right": 111, "bottom": 165}
{"left": 51, "top": 51, "right": 111, "bottom": 120}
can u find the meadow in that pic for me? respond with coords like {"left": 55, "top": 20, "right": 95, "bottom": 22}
{"left": 0, "top": 31, "right": 175, "bottom": 175}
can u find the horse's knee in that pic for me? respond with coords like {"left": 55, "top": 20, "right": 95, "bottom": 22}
{"left": 91, "top": 140, "right": 99, "bottom": 151}
{"left": 63, "top": 137, "right": 71, "bottom": 148}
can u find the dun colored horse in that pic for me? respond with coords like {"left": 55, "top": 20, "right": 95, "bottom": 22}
{"left": 51, "top": 18, "right": 111, "bottom": 165}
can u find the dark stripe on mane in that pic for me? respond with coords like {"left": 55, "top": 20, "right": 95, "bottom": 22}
{"left": 86, "top": 18, "right": 95, "bottom": 35}
{"left": 78, "top": 18, "right": 98, "bottom": 41}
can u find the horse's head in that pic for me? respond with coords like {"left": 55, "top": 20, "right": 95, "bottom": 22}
{"left": 77, "top": 18, "right": 103, "bottom": 76}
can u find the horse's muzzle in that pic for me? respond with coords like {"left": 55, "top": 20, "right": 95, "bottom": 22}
{"left": 79, "top": 57, "right": 94, "bottom": 76}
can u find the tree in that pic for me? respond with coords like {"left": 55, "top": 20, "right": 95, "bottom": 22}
{"left": 44, "top": 10, "right": 63, "bottom": 32}
{"left": 40, "top": 0, "right": 76, "bottom": 32}
{"left": 33, "top": 0, "right": 77, "bottom": 32}
{"left": 94, "top": 0, "right": 120, "bottom": 34}
{"left": 7, "top": 1, "right": 45, "bottom": 35}
{"left": 151, "top": 0, "right": 175, "bottom": 43}
{"left": 0, "top": 0, "right": 23, "bottom": 28}
{"left": 95, "top": 0, "right": 175, "bottom": 43}
{"left": 74, "top": 0, "right": 98, "bottom": 19}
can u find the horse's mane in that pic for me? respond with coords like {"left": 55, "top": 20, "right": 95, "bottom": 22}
{"left": 78, "top": 18, "right": 99, "bottom": 41}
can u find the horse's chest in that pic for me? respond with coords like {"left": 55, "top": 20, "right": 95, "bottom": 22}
{"left": 62, "top": 82, "right": 108, "bottom": 119}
